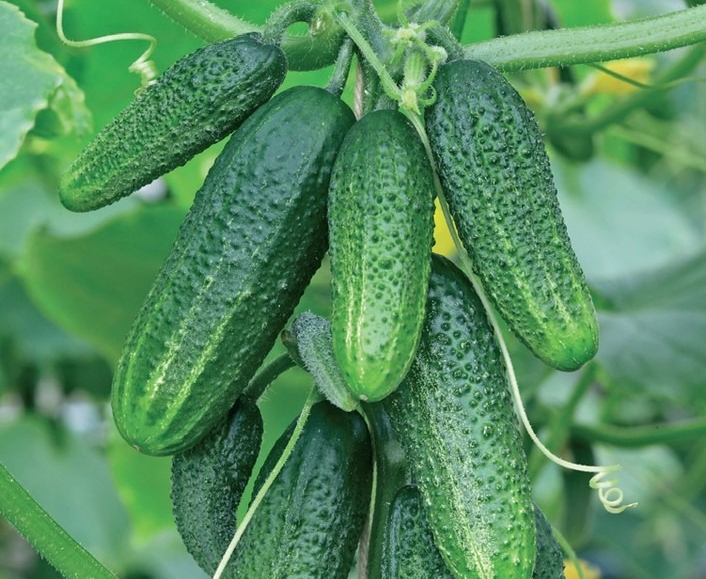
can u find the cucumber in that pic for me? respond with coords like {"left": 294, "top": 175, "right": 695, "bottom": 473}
{"left": 532, "top": 504, "right": 565, "bottom": 579}
{"left": 425, "top": 59, "right": 598, "bottom": 371}
{"left": 227, "top": 401, "right": 373, "bottom": 578}
{"left": 170, "top": 397, "right": 263, "bottom": 575}
{"left": 59, "top": 33, "right": 286, "bottom": 212}
{"left": 381, "top": 485, "right": 455, "bottom": 579}
{"left": 383, "top": 253, "right": 536, "bottom": 579}
{"left": 328, "top": 108, "right": 435, "bottom": 402}
{"left": 111, "top": 86, "right": 355, "bottom": 456}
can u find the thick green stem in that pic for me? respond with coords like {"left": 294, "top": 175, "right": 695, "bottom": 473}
{"left": 0, "top": 461, "right": 118, "bottom": 579}
{"left": 144, "top": 0, "right": 343, "bottom": 70}
{"left": 243, "top": 353, "right": 296, "bottom": 401}
{"left": 572, "top": 415, "right": 706, "bottom": 448}
{"left": 464, "top": 5, "right": 706, "bottom": 70}
{"left": 550, "top": 43, "right": 706, "bottom": 136}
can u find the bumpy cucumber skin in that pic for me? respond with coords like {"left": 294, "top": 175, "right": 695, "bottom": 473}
{"left": 426, "top": 59, "right": 598, "bottom": 371}
{"left": 111, "top": 86, "right": 355, "bottom": 456}
{"left": 384, "top": 254, "right": 536, "bottom": 579}
{"left": 328, "top": 109, "right": 435, "bottom": 402}
{"left": 170, "top": 398, "right": 263, "bottom": 575}
{"left": 59, "top": 33, "right": 286, "bottom": 212}
{"left": 532, "top": 505, "right": 565, "bottom": 579}
{"left": 381, "top": 485, "right": 455, "bottom": 579}
{"left": 228, "top": 402, "right": 373, "bottom": 579}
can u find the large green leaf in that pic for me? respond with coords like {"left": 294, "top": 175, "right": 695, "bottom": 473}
{"left": 593, "top": 246, "right": 706, "bottom": 407}
{"left": 18, "top": 204, "right": 185, "bottom": 363}
{"left": 555, "top": 158, "right": 699, "bottom": 281}
{"left": 0, "top": 415, "right": 131, "bottom": 569}
{"left": 105, "top": 424, "right": 174, "bottom": 543}
{"left": 0, "top": 1, "right": 89, "bottom": 169}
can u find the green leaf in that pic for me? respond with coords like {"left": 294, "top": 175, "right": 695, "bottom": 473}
{"left": 593, "top": 247, "right": 706, "bottom": 406}
{"left": 555, "top": 158, "right": 699, "bottom": 281}
{"left": 18, "top": 204, "right": 185, "bottom": 363}
{"left": 0, "top": 1, "right": 89, "bottom": 169}
{"left": 0, "top": 274, "right": 92, "bottom": 364}
{"left": 0, "top": 414, "right": 131, "bottom": 569}
{"left": 105, "top": 424, "right": 175, "bottom": 543}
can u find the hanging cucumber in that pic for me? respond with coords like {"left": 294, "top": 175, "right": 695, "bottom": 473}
{"left": 59, "top": 33, "right": 286, "bottom": 212}
{"left": 426, "top": 59, "right": 598, "bottom": 371}
{"left": 227, "top": 401, "right": 373, "bottom": 578}
{"left": 328, "top": 108, "right": 435, "bottom": 402}
{"left": 170, "top": 398, "right": 263, "bottom": 575}
{"left": 532, "top": 504, "right": 566, "bottom": 579}
{"left": 383, "top": 253, "right": 536, "bottom": 579}
{"left": 111, "top": 86, "right": 355, "bottom": 456}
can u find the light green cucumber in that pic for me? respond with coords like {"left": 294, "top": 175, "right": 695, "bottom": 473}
{"left": 328, "top": 108, "right": 435, "bottom": 401}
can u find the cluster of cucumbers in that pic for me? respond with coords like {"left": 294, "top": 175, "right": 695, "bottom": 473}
{"left": 59, "top": 2, "right": 600, "bottom": 577}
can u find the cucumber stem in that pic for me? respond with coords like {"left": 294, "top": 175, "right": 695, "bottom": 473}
{"left": 464, "top": 4, "right": 706, "bottom": 70}
{"left": 142, "top": 0, "right": 343, "bottom": 71}
{"left": 572, "top": 414, "right": 706, "bottom": 448}
{"left": 212, "top": 387, "right": 323, "bottom": 579}
{"left": 551, "top": 525, "right": 588, "bottom": 579}
{"left": 262, "top": 1, "right": 317, "bottom": 45}
{"left": 243, "top": 353, "right": 296, "bottom": 402}
{"left": 326, "top": 38, "right": 355, "bottom": 96}
{"left": 0, "top": 461, "right": 119, "bottom": 579}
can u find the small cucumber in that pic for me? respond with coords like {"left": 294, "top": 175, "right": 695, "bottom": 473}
{"left": 328, "top": 108, "right": 435, "bottom": 401}
{"left": 383, "top": 253, "right": 536, "bottom": 579}
{"left": 170, "top": 397, "right": 263, "bottom": 575}
{"left": 59, "top": 33, "right": 286, "bottom": 212}
{"left": 111, "top": 86, "right": 355, "bottom": 456}
{"left": 227, "top": 401, "right": 373, "bottom": 578}
{"left": 381, "top": 485, "right": 455, "bottom": 579}
{"left": 426, "top": 59, "right": 598, "bottom": 371}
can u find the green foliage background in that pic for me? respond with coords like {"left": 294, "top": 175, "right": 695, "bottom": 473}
{"left": 0, "top": 0, "right": 705, "bottom": 578}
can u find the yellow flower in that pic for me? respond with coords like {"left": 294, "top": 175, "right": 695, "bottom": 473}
{"left": 564, "top": 559, "right": 602, "bottom": 579}
{"left": 432, "top": 197, "right": 456, "bottom": 256}
{"left": 581, "top": 58, "right": 655, "bottom": 95}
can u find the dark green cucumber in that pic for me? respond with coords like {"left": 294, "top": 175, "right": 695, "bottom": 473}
{"left": 59, "top": 33, "right": 286, "bottom": 212}
{"left": 111, "top": 86, "right": 355, "bottom": 456}
{"left": 381, "top": 485, "right": 455, "bottom": 579}
{"left": 227, "top": 401, "right": 373, "bottom": 578}
{"left": 170, "top": 397, "right": 263, "bottom": 575}
{"left": 328, "top": 109, "right": 435, "bottom": 402}
{"left": 383, "top": 253, "right": 536, "bottom": 579}
{"left": 532, "top": 504, "right": 565, "bottom": 579}
{"left": 426, "top": 59, "right": 598, "bottom": 371}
